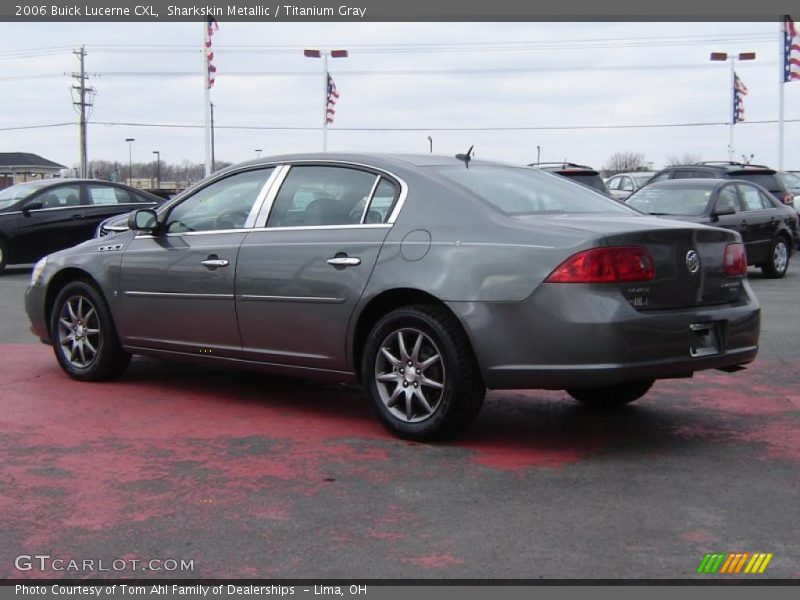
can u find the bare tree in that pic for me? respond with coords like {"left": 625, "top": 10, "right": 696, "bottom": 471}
{"left": 602, "top": 152, "right": 649, "bottom": 175}
{"left": 665, "top": 153, "right": 703, "bottom": 167}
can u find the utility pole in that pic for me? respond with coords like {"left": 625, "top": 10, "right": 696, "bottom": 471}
{"left": 72, "top": 46, "right": 94, "bottom": 178}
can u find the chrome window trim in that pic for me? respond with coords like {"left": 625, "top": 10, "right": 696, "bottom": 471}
{"left": 249, "top": 224, "right": 391, "bottom": 233}
{"left": 252, "top": 160, "right": 409, "bottom": 229}
{"left": 253, "top": 165, "right": 291, "bottom": 227}
{"left": 359, "top": 175, "right": 382, "bottom": 224}
{"left": 18, "top": 206, "right": 84, "bottom": 214}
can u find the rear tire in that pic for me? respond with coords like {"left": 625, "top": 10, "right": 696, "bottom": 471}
{"left": 567, "top": 379, "right": 654, "bottom": 408}
{"left": 761, "top": 237, "right": 790, "bottom": 279}
{"left": 51, "top": 280, "right": 130, "bottom": 381}
{"left": 0, "top": 239, "right": 7, "bottom": 272}
{"left": 361, "top": 304, "right": 485, "bottom": 441}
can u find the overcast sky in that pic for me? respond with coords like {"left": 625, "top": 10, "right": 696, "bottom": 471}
{"left": 1, "top": 21, "right": 798, "bottom": 171}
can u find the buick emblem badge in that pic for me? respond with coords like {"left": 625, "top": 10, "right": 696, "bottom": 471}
{"left": 686, "top": 250, "right": 700, "bottom": 274}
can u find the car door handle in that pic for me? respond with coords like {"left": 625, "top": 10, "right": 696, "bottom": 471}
{"left": 201, "top": 259, "right": 230, "bottom": 268}
{"left": 327, "top": 256, "right": 361, "bottom": 267}
{"left": 71, "top": 214, "right": 82, "bottom": 220}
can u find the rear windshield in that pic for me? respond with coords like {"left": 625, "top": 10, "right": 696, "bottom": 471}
{"left": 558, "top": 172, "right": 608, "bottom": 193}
{"left": 730, "top": 172, "right": 782, "bottom": 192}
{"left": 436, "top": 166, "right": 633, "bottom": 215}
{"left": 626, "top": 185, "right": 713, "bottom": 216}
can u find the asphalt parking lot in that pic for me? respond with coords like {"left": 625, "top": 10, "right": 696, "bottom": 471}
{"left": 0, "top": 263, "right": 798, "bottom": 579}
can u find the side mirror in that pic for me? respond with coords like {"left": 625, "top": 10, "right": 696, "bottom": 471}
{"left": 712, "top": 206, "right": 736, "bottom": 220}
{"left": 21, "top": 201, "right": 44, "bottom": 216}
{"left": 128, "top": 209, "right": 161, "bottom": 234}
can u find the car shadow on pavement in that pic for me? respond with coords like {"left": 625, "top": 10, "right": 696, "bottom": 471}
{"left": 112, "top": 356, "right": 757, "bottom": 466}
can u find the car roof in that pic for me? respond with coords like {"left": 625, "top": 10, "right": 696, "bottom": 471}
{"left": 231, "top": 152, "right": 514, "bottom": 171}
{"left": 665, "top": 162, "right": 777, "bottom": 174}
{"left": 527, "top": 162, "right": 598, "bottom": 174}
{"left": 612, "top": 172, "right": 655, "bottom": 177}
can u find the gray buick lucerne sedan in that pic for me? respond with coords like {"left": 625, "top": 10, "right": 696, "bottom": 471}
{"left": 26, "top": 154, "right": 760, "bottom": 440}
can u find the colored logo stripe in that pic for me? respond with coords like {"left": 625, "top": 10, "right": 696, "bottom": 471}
{"left": 698, "top": 553, "right": 773, "bottom": 574}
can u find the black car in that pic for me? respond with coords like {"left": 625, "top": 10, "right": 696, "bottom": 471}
{"left": 0, "top": 179, "right": 162, "bottom": 271}
{"left": 647, "top": 162, "right": 794, "bottom": 207}
{"left": 626, "top": 178, "right": 799, "bottom": 278}
{"left": 527, "top": 162, "right": 611, "bottom": 195}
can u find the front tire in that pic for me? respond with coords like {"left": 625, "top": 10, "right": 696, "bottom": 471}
{"left": 51, "top": 280, "right": 130, "bottom": 381}
{"left": 761, "top": 237, "right": 790, "bottom": 279}
{"left": 361, "top": 304, "right": 485, "bottom": 441}
{"left": 567, "top": 379, "right": 654, "bottom": 408}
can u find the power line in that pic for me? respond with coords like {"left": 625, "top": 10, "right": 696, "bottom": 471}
{"left": 0, "top": 60, "right": 777, "bottom": 82}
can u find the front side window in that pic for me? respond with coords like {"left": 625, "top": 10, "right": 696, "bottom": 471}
{"left": 165, "top": 168, "right": 274, "bottom": 233}
{"left": 607, "top": 177, "right": 621, "bottom": 190}
{"left": 437, "top": 166, "right": 633, "bottom": 215}
{"left": 31, "top": 185, "right": 81, "bottom": 209}
{"left": 715, "top": 186, "right": 741, "bottom": 213}
{"left": 266, "top": 166, "right": 380, "bottom": 227}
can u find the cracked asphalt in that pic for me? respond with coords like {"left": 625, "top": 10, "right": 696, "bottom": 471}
{"left": 0, "top": 263, "right": 798, "bottom": 579}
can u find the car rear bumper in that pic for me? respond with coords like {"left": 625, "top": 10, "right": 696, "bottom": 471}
{"left": 447, "top": 282, "right": 760, "bottom": 390}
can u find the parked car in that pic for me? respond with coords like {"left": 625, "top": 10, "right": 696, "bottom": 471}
{"left": 0, "top": 179, "right": 162, "bottom": 271}
{"left": 26, "top": 154, "right": 760, "bottom": 440}
{"left": 527, "top": 162, "right": 611, "bottom": 195}
{"left": 777, "top": 171, "right": 800, "bottom": 214}
{"left": 605, "top": 172, "right": 655, "bottom": 200}
{"left": 648, "top": 162, "right": 794, "bottom": 207}
{"left": 626, "top": 178, "right": 798, "bottom": 278}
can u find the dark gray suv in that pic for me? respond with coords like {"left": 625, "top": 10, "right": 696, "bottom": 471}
{"left": 25, "top": 154, "right": 760, "bottom": 440}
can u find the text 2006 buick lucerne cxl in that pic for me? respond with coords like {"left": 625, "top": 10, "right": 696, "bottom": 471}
{"left": 26, "top": 154, "right": 760, "bottom": 440}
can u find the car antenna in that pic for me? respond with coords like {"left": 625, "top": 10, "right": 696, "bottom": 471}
{"left": 455, "top": 145, "right": 474, "bottom": 168}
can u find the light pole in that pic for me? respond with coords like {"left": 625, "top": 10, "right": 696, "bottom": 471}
{"left": 536, "top": 145, "right": 541, "bottom": 165}
{"left": 427, "top": 136, "right": 433, "bottom": 153}
{"left": 304, "top": 48, "right": 348, "bottom": 151}
{"left": 125, "top": 138, "right": 135, "bottom": 185}
{"left": 152, "top": 150, "right": 160, "bottom": 190}
{"left": 255, "top": 148, "right": 262, "bottom": 158}
{"left": 710, "top": 51, "right": 756, "bottom": 161}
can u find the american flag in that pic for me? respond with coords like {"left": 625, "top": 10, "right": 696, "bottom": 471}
{"left": 326, "top": 74, "right": 340, "bottom": 124}
{"left": 733, "top": 72, "right": 748, "bottom": 124}
{"left": 785, "top": 15, "right": 800, "bottom": 82}
{"left": 205, "top": 16, "right": 219, "bottom": 89}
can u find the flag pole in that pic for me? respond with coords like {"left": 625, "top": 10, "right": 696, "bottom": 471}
{"left": 322, "top": 52, "right": 328, "bottom": 152}
{"left": 778, "top": 18, "right": 785, "bottom": 170}
{"left": 728, "top": 59, "right": 735, "bottom": 161}
{"left": 203, "top": 21, "right": 212, "bottom": 177}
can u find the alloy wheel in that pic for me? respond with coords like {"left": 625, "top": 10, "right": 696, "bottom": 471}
{"left": 57, "top": 294, "right": 101, "bottom": 369}
{"left": 773, "top": 241, "right": 788, "bottom": 274}
{"left": 374, "top": 328, "right": 446, "bottom": 423}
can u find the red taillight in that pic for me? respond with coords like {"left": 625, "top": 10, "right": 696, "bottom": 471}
{"left": 545, "top": 246, "right": 655, "bottom": 283}
{"left": 783, "top": 192, "right": 794, "bottom": 206}
{"left": 723, "top": 243, "right": 747, "bottom": 277}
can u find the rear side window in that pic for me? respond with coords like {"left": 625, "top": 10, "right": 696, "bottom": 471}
{"left": 437, "top": 166, "right": 633, "bottom": 215}
{"left": 563, "top": 173, "right": 608, "bottom": 193}
{"left": 267, "top": 166, "right": 379, "bottom": 227}
{"left": 736, "top": 184, "right": 774, "bottom": 211}
{"left": 672, "top": 169, "right": 712, "bottom": 179}
{"left": 649, "top": 172, "right": 672, "bottom": 183}
{"left": 87, "top": 185, "right": 131, "bottom": 205}
{"left": 715, "top": 186, "right": 741, "bottom": 212}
